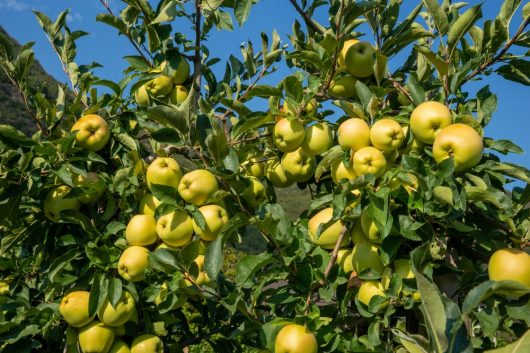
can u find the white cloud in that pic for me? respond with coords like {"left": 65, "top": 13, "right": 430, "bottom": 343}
{"left": 0, "top": 0, "right": 29, "bottom": 11}
{"left": 66, "top": 12, "right": 83, "bottom": 23}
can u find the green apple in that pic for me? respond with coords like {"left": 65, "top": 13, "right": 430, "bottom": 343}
{"left": 192, "top": 204, "right": 229, "bottom": 241}
{"left": 118, "top": 246, "right": 149, "bottom": 282}
{"left": 131, "top": 334, "right": 164, "bottom": 353}
{"left": 357, "top": 280, "right": 388, "bottom": 308}
{"left": 351, "top": 220, "right": 368, "bottom": 244}
{"left": 370, "top": 118, "right": 405, "bottom": 151}
{"left": 488, "top": 248, "right": 530, "bottom": 287}
{"left": 139, "top": 193, "right": 161, "bottom": 216}
{"left": 242, "top": 176, "right": 267, "bottom": 208}
{"left": 125, "top": 214, "right": 158, "bottom": 246}
{"left": 98, "top": 291, "right": 136, "bottom": 327}
{"left": 337, "top": 249, "right": 354, "bottom": 273}
{"left": 301, "top": 122, "right": 334, "bottom": 156}
{"left": 145, "top": 76, "right": 173, "bottom": 97}
{"left": 71, "top": 114, "right": 111, "bottom": 152}
{"left": 192, "top": 254, "right": 211, "bottom": 285}
{"left": 73, "top": 172, "right": 106, "bottom": 204}
{"left": 352, "top": 146, "right": 387, "bottom": 178}
{"left": 330, "top": 158, "right": 357, "bottom": 184}
{"left": 432, "top": 123, "right": 483, "bottom": 172}
{"left": 308, "top": 207, "right": 350, "bottom": 249}
{"left": 109, "top": 340, "right": 131, "bottom": 353}
{"left": 161, "top": 58, "right": 190, "bottom": 84}
{"left": 338, "top": 38, "right": 360, "bottom": 66}
{"left": 60, "top": 290, "right": 94, "bottom": 327}
{"left": 156, "top": 211, "right": 194, "bottom": 247}
{"left": 168, "top": 85, "right": 188, "bottom": 105}
{"left": 410, "top": 101, "right": 452, "bottom": 144}
{"left": 79, "top": 320, "right": 115, "bottom": 353}
{"left": 351, "top": 241, "right": 384, "bottom": 274}
{"left": 147, "top": 157, "right": 182, "bottom": 192}
{"left": 360, "top": 210, "right": 380, "bottom": 243}
{"left": 329, "top": 68, "right": 357, "bottom": 98}
{"left": 281, "top": 148, "right": 316, "bottom": 183}
{"left": 274, "top": 324, "right": 318, "bottom": 353}
{"left": 44, "top": 185, "right": 81, "bottom": 223}
{"left": 177, "top": 169, "right": 218, "bottom": 206}
{"left": 344, "top": 41, "right": 376, "bottom": 78}
{"left": 135, "top": 84, "right": 150, "bottom": 106}
{"left": 265, "top": 160, "right": 294, "bottom": 188}
{"left": 273, "top": 118, "right": 306, "bottom": 153}
{"left": 246, "top": 158, "right": 266, "bottom": 178}
{"left": 337, "top": 118, "right": 371, "bottom": 151}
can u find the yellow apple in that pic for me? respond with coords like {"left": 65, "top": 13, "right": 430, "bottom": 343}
{"left": 329, "top": 70, "right": 357, "bottom": 98}
{"left": 394, "top": 259, "right": 421, "bottom": 301}
{"left": 246, "top": 158, "right": 266, "bottom": 178}
{"left": 156, "top": 211, "right": 194, "bottom": 247}
{"left": 59, "top": 290, "right": 94, "bottom": 327}
{"left": 337, "top": 118, "right": 371, "bottom": 151}
{"left": 265, "top": 160, "right": 294, "bottom": 188}
{"left": 146, "top": 157, "right": 182, "bottom": 192}
{"left": 98, "top": 291, "right": 136, "bottom": 327}
{"left": 193, "top": 255, "right": 211, "bottom": 285}
{"left": 118, "top": 246, "right": 149, "bottom": 282}
{"left": 352, "top": 146, "right": 387, "bottom": 178}
{"left": 274, "top": 324, "right": 318, "bottom": 353}
{"left": 432, "top": 123, "right": 483, "bottom": 172}
{"left": 168, "top": 85, "right": 188, "bottom": 105}
{"left": 351, "top": 241, "right": 384, "bottom": 274}
{"left": 283, "top": 99, "right": 318, "bottom": 117}
{"left": 301, "top": 122, "right": 334, "bottom": 156}
{"left": 139, "top": 193, "right": 161, "bottom": 216}
{"left": 357, "top": 280, "right": 388, "bottom": 308}
{"left": 109, "top": 340, "right": 131, "bottom": 353}
{"left": 131, "top": 334, "right": 164, "bottom": 353}
{"left": 145, "top": 76, "right": 173, "bottom": 97}
{"left": 350, "top": 220, "right": 368, "bottom": 244}
{"left": 0, "top": 281, "right": 9, "bottom": 295}
{"left": 125, "top": 214, "right": 158, "bottom": 246}
{"left": 73, "top": 172, "right": 106, "bottom": 204}
{"left": 71, "top": 114, "right": 111, "bottom": 152}
{"left": 337, "top": 249, "right": 354, "bottom": 273}
{"left": 79, "top": 320, "right": 115, "bottom": 353}
{"left": 488, "top": 248, "right": 530, "bottom": 287}
{"left": 330, "top": 158, "right": 357, "bottom": 184}
{"left": 308, "top": 208, "right": 350, "bottom": 249}
{"left": 410, "top": 101, "right": 452, "bottom": 144}
{"left": 177, "top": 169, "right": 218, "bottom": 206}
{"left": 273, "top": 118, "right": 305, "bottom": 152}
{"left": 344, "top": 41, "right": 376, "bottom": 78}
{"left": 338, "top": 38, "right": 360, "bottom": 66}
{"left": 44, "top": 185, "right": 81, "bottom": 223}
{"left": 360, "top": 210, "right": 380, "bottom": 243}
{"left": 135, "top": 84, "right": 150, "bottom": 106}
{"left": 192, "top": 204, "right": 229, "bottom": 241}
{"left": 281, "top": 148, "right": 316, "bottom": 183}
{"left": 242, "top": 176, "right": 267, "bottom": 208}
{"left": 161, "top": 58, "right": 190, "bottom": 84}
{"left": 369, "top": 118, "right": 405, "bottom": 151}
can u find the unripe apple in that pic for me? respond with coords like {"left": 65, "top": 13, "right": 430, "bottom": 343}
{"left": 135, "top": 84, "right": 150, "bottom": 106}
{"left": 109, "top": 340, "right": 131, "bottom": 353}
{"left": 308, "top": 208, "right": 350, "bottom": 249}
{"left": 360, "top": 210, "right": 380, "bottom": 243}
{"left": 71, "top": 114, "right": 111, "bottom": 152}
{"left": 265, "top": 160, "right": 294, "bottom": 188}
{"left": 344, "top": 41, "right": 376, "bottom": 78}
{"left": 131, "top": 334, "right": 164, "bottom": 353}
{"left": 44, "top": 185, "right": 81, "bottom": 223}
{"left": 79, "top": 320, "right": 115, "bottom": 353}
{"left": 281, "top": 148, "right": 316, "bottom": 183}
{"left": 351, "top": 241, "right": 384, "bottom": 274}
{"left": 73, "top": 172, "right": 106, "bottom": 204}
{"left": 168, "top": 85, "right": 188, "bottom": 105}
{"left": 273, "top": 118, "right": 305, "bottom": 152}
{"left": 125, "top": 214, "right": 158, "bottom": 246}
{"left": 330, "top": 158, "right": 357, "bottom": 184}
{"left": 98, "top": 291, "right": 136, "bottom": 327}
{"left": 338, "top": 38, "right": 360, "bottom": 66}
{"left": 488, "top": 248, "right": 530, "bottom": 287}
{"left": 301, "top": 122, "right": 334, "bottom": 156}
{"left": 146, "top": 157, "right": 182, "bottom": 192}
{"left": 139, "top": 193, "right": 161, "bottom": 216}
{"left": 193, "top": 254, "right": 211, "bottom": 285}
{"left": 118, "top": 246, "right": 149, "bottom": 282}
{"left": 337, "top": 249, "right": 354, "bottom": 273}
{"left": 410, "top": 101, "right": 452, "bottom": 144}
{"left": 432, "top": 123, "right": 483, "bottom": 172}
{"left": 246, "top": 158, "right": 266, "bottom": 178}
{"left": 357, "top": 280, "right": 388, "bottom": 308}
{"left": 192, "top": 204, "right": 229, "bottom": 241}
{"left": 156, "top": 211, "right": 194, "bottom": 247}
{"left": 177, "top": 169, "right": 218, "bottom": 206}
{"left": 242, "top": 177, "right": 267, "bottom": 208}
{"left": 145, "top": 76, "right": 173, "bottom": 97}
{"left": 59, "top": 290, "right": 94, "bottom": 327}
{"left": 161, "top": 58, "right": 190, "bottom": 84}
{"left": 283, "top": 99, "right": 318, "bottom": 117}
{"left": 351, "top": 220, "right": 368, "bottom": 244}
{"left": 274, "top": 324, "right": 318, "bottom": 353}
{"left": 353, "top": 146, "right": 387, "bottom": 178}
{"left": 329, "top": 68, "right": 357, "bottom": 98}
{"left": 337, "top": 118, "right": 371, "bottom": 151}
{"left": 370, "top": 118, "right": 405, "bottom": 151}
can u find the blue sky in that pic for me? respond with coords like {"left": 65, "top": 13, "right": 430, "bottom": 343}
{"left": 0, "top": 0, "right": 528, "bottom": 177}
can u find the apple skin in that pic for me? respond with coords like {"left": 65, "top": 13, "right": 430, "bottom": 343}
{"left": 301, "top": 122, "right": 334, "bottom": 156}
{"left": 432, "top": 123, "right": 483, "bottom": 172}
{"left": 360, "top": 210, "right": 380, "bottom": 243}
{"left": 352, "top": 146, "right": 387, "bottom": 178}
{"left": 192, "top": 204, "right": 229, "bottom": 241}
{"left": 488, "top": 248, "right": 530, "bottom": 287}
{"left": 330, "top": 159, "right": 357, "bottom": 184}
{"left": 145, "top": 76, "right": 173, "bottom": 97}
{"left": 281, "top": 148, "right": 316, "bottom": 183}
{"left": 71, "top": 114, "right": 111, "bottom": 152}
{"left": 161, "top": 58, "right": 190, "bottom": 84}
{"left": 44, "top": 185, "right": 81, "bottom": 223}
{"left": 177, "top": 169, "right": 218, "bottom": 206}
{"left": 59, "top": 290, "right": 94, "bottom": 328}
{"left": 125, "top": 214, "right": 158, "bottom": 246}
{"left": 156, "top": 211, "right": 194, "bottom": 247}
{"left": 350, "top": 220, "right": 368, "bottom": 244}
{"left": 118, "top": 246, "right": 149, "bottom": 282}
{"left": 147, "top": 157, "right": 182, "bottom": 192}
{"left": 273, "top": 118, "right": 306, "bottom": 153}
{"left": 370, "top": 118, "right": 405, "bottom": 151}
{"left": 98, "top": 291, "right": 136, "bottom": 327}
{"left": 357, "top": 281, "right": 388, "bottom": 309}
{"left": 410, "top": 101, "right": 452, "bottom": 144}
{"left": 135, "top": 84, "right": 150, "bottom": 106}
{"left": 351, "top": 241, "right": 384, "bottom": 274}
{"left": 193, "top": 255, "right": 211, "bottom": 285}
{"left": 0, "top": 281, "right": 9, "bottom": 295}
{"left": 246, "top": 158, "right": 266, "bottom": 178}
{"left": 265, "top": 160, "right": 294, "bottom": 188}
{"left": 394, "top": 259, "right": 421, "bottom": 301}
{"left": 337, "top": 249, "right": 354, "bottom": 273}
{"left": 109, "top": 340, "right": 131, "bottom": 353}
{"left": 78, "top": 320, "right": 115, "bottom": 353}
{"left": 344, "top": 41, "right": 376, "bottom": 78}
{"left": 337, "top": 118, "right": 371, "bottom": 151}
{"left": 139, "top": 193, "right": 161, "bottom": 216}
{"left": 329, "top": 68, "right": 357, "bottom": 98}
{"left": 131, "top": 334, "right": 164, "bottom": 353}
{"left": 242, "top": 176, "right": 267, "bottom": 208}
{"left": 338, "top": 38, "right": 360, "bottom": 66}
{"left": 168, "top": 85, "right": 188, "bottom": 105}
{"left": 73, "top": 172, "right": 106, "bottom": 204}
{"left": 308, "top": 208, "right": 350, "bottom": 249}
{"left": 274, "top": 324, "right": 318, "bottom": 353}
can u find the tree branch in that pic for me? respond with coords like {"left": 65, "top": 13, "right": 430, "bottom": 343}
{"left": 193, "top": 0, "right": 202, "bottom": 111}
{"left": 319, "top": 0, "right": 345, "bottom": 96}
{"left": 288, "top": 0, "right": 324, "bottom": 35}
{"left": 387, "top": 73, "right": 414, "bottom": 103}
{"left": 228, "top": 132, "right": 272, "bottom": 146}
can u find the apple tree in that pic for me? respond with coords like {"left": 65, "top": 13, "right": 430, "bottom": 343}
{"left": 1, "top": 0, "right": 530, "bottom": 352}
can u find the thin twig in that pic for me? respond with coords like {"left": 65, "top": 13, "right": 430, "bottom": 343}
{"left": 288, "top": 0, "right": 324, "bottom": 35}
{"left": 228, "top": 132, "right": 272, "bottom": 146}
{"left": 319, "top": 0, "right": 346, "bottom": 95}
{"left": 387, "top": 73, "right": 414, "bottom": 103}
{"left": 193, "top": 0, "right": 202, "bottom": 111}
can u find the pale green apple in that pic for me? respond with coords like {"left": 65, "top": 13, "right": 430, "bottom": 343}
{"left": 329, "top": 68, "right": 357, "bottom": 98}
{"left": 135, "top": 84, "right": 150, "bottom": 106}
{"left": 360, "top": 210, "right": 380, "bottom": 243}
{"left": 432, "top": 123, "right": 483, "bottom": 172}
{"left": 281, "top": 148, "right": 316, "bottom": 183}
{"left": 59, "top": 290, "right": 94, "bottom": 327}
{"left": 118, "top": 246, "right": 149, "bottom": 282}
{"left": 146, "top": 157, "right": 182, "bottom": 192}
{"left": 71, "top": 114, "right": 111, "bottom": 152}
{"left": 344, "top": 41, "right": 376, "bottom": 78}
{"left": 308, "top": 208, "right": 350, "bottom": 249}
{"left": 125, "top": 214, "right": 159, "bottom": 246}
{"left": 131, "top": 334, "right": 164, "bottom": 353}
{"left": 156, "top": 211, "right": 194, "bottom": 247}
{"left": 145, "top": 76, "right": 173, "bottom": 97}
{"left": 273, "top": 118, "right": 306, "bottom": 152}
{"left": 242, "top": 176, "right": 267, "bottom": 208}
{"left": 338, "top": 38, "right": 360, "bottom": 66}
{"left": 410, "top": 101, "right": 452, "bottom": 144}
{"left": 301, "top": 122, "right": 334, "bottom": 156}
{"left": 177, "top": 169, "right": 218, "bottom": 206}
{"left": 168, "top": 85, "right": 188, "bottom": 105}
{"left": 351, "top": 241, "right": 384, "bottom": 274}
{"left": 44, "top": 185, "right": 81, "bottom": 223}
{"left": 331, "top": 158, "right": 357, "bottom": 184}
{"left": 192, "top": 204, "right": 229, "bottom": 241}
{"left": 98, "top": 291, "right": 136, "bottom": 327}
{"left": 265, "top": 160, "right": 294, "bottom": 188}
{"left": 489, "top": 248, "right": 530, "bottom": 287}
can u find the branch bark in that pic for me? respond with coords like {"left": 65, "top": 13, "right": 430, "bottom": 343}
{"left": 387, "top": 73, "right": 414, "bottom": 103}
{"left": 288, "top": 0, "right": 324, "bottom": 35}
{"left": 193, "top": 0, "right": 202, "bottom": 111}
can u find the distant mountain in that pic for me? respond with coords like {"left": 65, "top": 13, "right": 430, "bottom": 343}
{"left": 0, "top": 26, "right": 65, "bottom": 136}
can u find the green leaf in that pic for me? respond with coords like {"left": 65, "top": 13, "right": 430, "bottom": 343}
{"left": 447, "top": 5, "right": 483, "bottom": 57}
{"left": 115, "top": 133, "right": 138, "bottom": 151}
{"left": 245, "top": 85, "right": 282, "bottom": 99}
{"left": 392, "top": 330, "right": 429, "bottom": 353}
{"left": 236, "top": 253, "right": 274, "bottom": 289}
{"left": 421, "top": 0, "right": 449, "bottom": 35}
{"left": 485, "top": 329, "right": 530, "bottom": 352}
{"left": 231, "top": 112, "right": 274, "bottom": 139}
{"left": 89, "top": 273, "right": 109, "bottom": 317}
{"left": 107, "top": 278, "right": 123, "bottom": 308}
{"left": 150, "top": 128, "right": 182, "bottom": 144}
{"left": 146, "top": 105, "right": 189, "bottom": 136}
{"left": 96, "top": 13, "right": 127, "bottom": 34}
{"left": 151, "top": 0, "right": 179, "bottom": 24}
{"left": 149, "top": 248, "right": 180, "bottom": 273}
{"left": 433, "top": 186, "right": 453, "bottom": 206}
{"left": 462, "top": 280, "right": 530, "bottom": 316}
{"left": 415, "top": 45, "right": 448, "bottom": 76}
{"left": 205, "top": 234, "right": 224, "bottom": 281}
{"left": 234, "top": 0, "right": 253, "bottom": 26}
{"left": 497, "top": 59, "right": 530, "bottom": 86}
{"left": 485, "top": 138, "right": 524, "bottom": 155}
{"left": 498, "top": 0, "right": 523, "bottom": 38}
{"left": 355, "top": 80, "right": 372, "bottom": 110}
{"left": 524, "top": 2, "right": 530, "bottom": 19}
{"left": 406, "top": 74, "right": 425, "bottom": 105}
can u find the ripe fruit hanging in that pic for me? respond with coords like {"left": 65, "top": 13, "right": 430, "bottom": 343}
{"left": 71, "top": 114, "right": 111, "bottom": 152}
{"left": 432, "top": 123, "right": 483, "bottom": 172}
{"left": 410, "top": 101, "right": 452, "bottom": 144}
